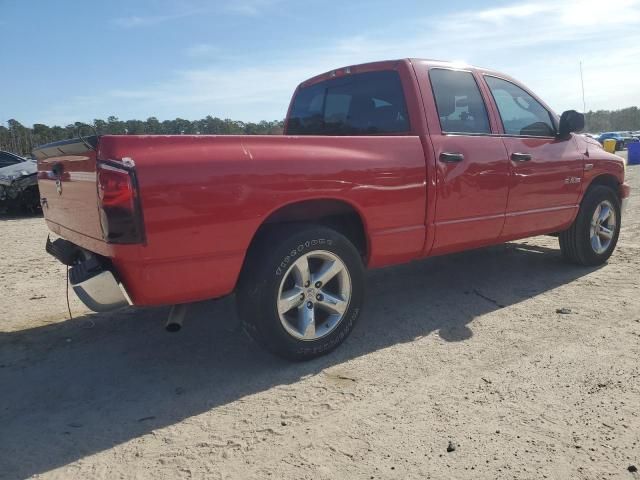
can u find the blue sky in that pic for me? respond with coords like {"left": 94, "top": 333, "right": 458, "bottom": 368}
{"left": 1, "top": 0, "right": 639, "bottom": 126}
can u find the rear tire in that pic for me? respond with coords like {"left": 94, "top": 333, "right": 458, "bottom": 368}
{"left": 559, "top": 185, "right": 621, "bottom": 266}
{"left": 236, "top": 224, "right": 364, "bottom": 361}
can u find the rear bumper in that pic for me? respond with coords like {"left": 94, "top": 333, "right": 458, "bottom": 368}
{"left": 46, "top": 237, "right": 131, "bottom": 312}
{"left": 46, "top": 234, "right": 244, "bottom": 306}
{"left": 69, "top": 261, "right": 131, "bottom": 312}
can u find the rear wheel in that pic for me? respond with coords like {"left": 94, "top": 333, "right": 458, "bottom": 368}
{"left": 559, "top": 185, "right": 621, "bottom": 265}
{"left": 237, "top": 225, "right": 364, "bottom": 361}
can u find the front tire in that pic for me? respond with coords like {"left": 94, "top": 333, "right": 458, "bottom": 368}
{"left": 237, "top": 225, "right": 364, "bottom": 361}
{"left": 559, "top": 185, "right": 621, "bottom": 266}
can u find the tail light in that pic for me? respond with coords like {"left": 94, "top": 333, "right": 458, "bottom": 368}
{"left": 97, "top": 160, "right": 145, "bottom": 244}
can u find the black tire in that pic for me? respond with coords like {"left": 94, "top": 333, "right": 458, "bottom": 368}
{"left": 559, "top": 185, "right": 621, "bottom": 266}
{"left": 236, "top": 224, "right": 365, "bottom": 361}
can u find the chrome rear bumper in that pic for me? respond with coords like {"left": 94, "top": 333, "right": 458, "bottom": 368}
{"left": 46, "top": 236, "right": 131, "bottom": 312}
{"left": 70, "top": 268, "right": 130, "bottom": 312}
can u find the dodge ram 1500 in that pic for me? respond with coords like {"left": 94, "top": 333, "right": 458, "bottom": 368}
{"left": 35, "top": 59, "right": 629, "bottom": 360}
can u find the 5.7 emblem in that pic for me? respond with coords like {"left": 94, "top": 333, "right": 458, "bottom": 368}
{"left": 564, "top": 176, "right": 581, "bottom": 185}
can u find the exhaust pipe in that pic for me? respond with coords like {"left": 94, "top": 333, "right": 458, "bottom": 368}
{"left": 166, "top": 303, "right": 189, "bottom": 332}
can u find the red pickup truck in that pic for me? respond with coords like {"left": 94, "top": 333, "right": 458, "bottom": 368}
{"left": 36, "top": 59, "right": 629, "bottom": 360}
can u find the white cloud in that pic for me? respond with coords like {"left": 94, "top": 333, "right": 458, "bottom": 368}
{"left": 112, "top": 12, "right": 194, "bottom": 28}
{"left": 426, "top": 0, "right": 640, "bottom": 111}
{"left": 42, "top": 0, "right": 640, "bottom": 124}
{"left": 476, "top": 3, "right": 555, "bottom": 22}
{"left": 112, "top": 0, "right": 280, "bottom": 27}
{"left": 224, "top": 0, "right": 282, "bottom": 16}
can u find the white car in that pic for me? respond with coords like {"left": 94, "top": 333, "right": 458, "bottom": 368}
{"left": 0, "top": 151, "right": 39, "bottom": 213}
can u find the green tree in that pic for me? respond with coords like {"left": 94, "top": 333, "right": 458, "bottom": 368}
{"left": 9, "top": 103, "right": 639, "bottom": 158}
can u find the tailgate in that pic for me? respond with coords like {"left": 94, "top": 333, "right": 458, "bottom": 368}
{"left": 34, "top": 137, "right": 103, "bottom": 241}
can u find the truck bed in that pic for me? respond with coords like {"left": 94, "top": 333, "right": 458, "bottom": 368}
{"left": 35, "top": 134, "right": 429, "bottom": 305}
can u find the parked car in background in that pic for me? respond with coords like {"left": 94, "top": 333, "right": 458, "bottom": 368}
{"left": 620, "top": 131, "right": 640, "bottom": 143}
{"left": 0, "top": 150, "right": 28, "bottom": 167}
{"left": 36, "top": 59, "right": 629, "bottom": 360}
{"left": 597, "top": 132, "right": 637, "bottom": 150}
{"left": 623, "top": 133, "right": 639, "bottom": 146}
{"left": 0, "top": 151, "right": 40, "bottom": 213}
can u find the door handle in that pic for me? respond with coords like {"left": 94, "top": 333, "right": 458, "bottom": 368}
{"left": 511, "top": 152, "right": 532, "bottom": 162}
{"left": 439, "top": 152, "right": 464, "bottom": 163}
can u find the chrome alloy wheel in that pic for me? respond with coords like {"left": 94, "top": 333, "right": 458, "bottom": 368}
{"left": 590, "top": 199, "right": 617, "bottom": 254}
{"left": 277, "top": 250, "right": 351, "bottom": 341}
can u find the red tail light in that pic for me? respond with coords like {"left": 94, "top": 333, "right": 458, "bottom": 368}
{"left": 97, "top": 161, "right": 145, "bottom": 244}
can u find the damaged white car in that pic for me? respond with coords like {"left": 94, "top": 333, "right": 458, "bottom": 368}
{"left": 0, "top": 151, "right": 40, "bottom": 213}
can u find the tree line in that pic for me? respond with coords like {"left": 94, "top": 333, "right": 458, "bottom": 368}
{"left": 0, "top": 116, "right": 285, "bottom": 157}
{"left": 584, "top": 107, "right": 640, "bottom": 134}
{"left": 1, "top": 107, "right": 639, "bottom": 157}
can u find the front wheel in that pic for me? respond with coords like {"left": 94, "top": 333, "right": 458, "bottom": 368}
{"left": 236, "top": 225, "right": 364, "bottom": 361}
{"left": 559, "top": 185, "right": 621, "bottom": 266}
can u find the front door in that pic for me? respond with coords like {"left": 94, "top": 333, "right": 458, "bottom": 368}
{"left": 424, "top": 68, "right": 510, "bottom": 255}
{"left": 483, "top": 76, "right": 584, "bottom": 239}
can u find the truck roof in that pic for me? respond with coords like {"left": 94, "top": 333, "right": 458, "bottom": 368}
{"left": 298, "top": 58, "right": 508, "bottom": 89}
{"left": 293, "top": 57, "right": 557, "bottom": 127}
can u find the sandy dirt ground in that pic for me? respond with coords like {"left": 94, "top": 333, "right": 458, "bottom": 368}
{"left": 1, "top": 154, "right": 639, "bottom": 480}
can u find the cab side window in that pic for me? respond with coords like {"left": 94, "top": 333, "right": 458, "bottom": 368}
{"left": 429, "top": 69, "right": 491, "bottom": 135}
{"left": 485, "top": 76, "right": 555, "bottom": 137}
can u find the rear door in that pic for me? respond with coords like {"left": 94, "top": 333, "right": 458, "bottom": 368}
{"left": 421, "top": 67, "right": 510, "bottom": 255}
{"left": 482, "top": 75, "right": 583, "bottom": 239}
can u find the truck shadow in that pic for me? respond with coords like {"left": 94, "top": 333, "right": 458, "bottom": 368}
{"left": 0, "top": 241, "right": 600, "bottom": 479}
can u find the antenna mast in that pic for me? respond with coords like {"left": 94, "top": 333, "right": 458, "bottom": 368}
{"left": 579, "top": 61, "right": 586, "bottom": 113}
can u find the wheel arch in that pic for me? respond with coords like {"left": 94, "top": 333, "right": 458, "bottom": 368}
{"left": 243, "top": 198, "right": 370, "bottom": 269}
{"left": 585, "top": 174, "right": 621, "bottom": 200}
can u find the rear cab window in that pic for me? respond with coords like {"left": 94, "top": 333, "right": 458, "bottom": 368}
{"left": 429, "top": 69, "right": 491, "bottom": 135}
{"left": 286, "top": 70, "right": 410, "bottom": 135}
{"left": 484, "top": 76, "right": 556, "bottom": 137}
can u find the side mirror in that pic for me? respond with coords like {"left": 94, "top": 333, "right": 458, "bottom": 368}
{"left": 558, "top": 110, "right": 585, "bottom": 138}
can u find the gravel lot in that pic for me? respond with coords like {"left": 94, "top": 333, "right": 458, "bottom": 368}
{"left": 1, "top": 154, "right": 638, "bottom": 480}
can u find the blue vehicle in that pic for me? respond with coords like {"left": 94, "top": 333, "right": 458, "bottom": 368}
{"left": 597, "top": 132, "right": 637, "bottom": 150}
